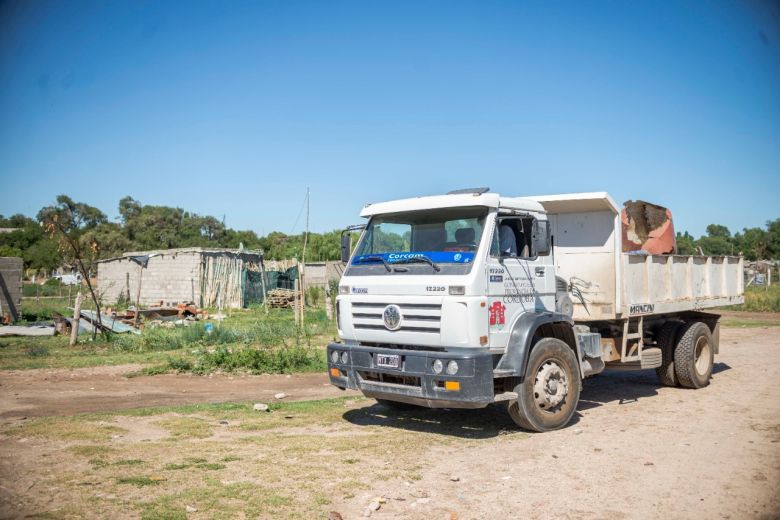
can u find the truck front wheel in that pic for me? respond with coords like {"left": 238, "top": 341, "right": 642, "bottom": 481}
{"left": 674, "top": 321, "right": 714, "bottom": 389}
{"left": 507, "top": 338, "right": 581, "bottom": 432}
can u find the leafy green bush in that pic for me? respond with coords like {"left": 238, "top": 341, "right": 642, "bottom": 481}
{"left": 167, "top": 344, "right": 326, "bottom": 375}
{"left": 306, "top": 286, "right": 324, "bottom": 308}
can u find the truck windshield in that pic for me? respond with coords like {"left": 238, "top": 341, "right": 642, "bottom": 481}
{"left": 353, "top": 206, "right": 487, "bottom": 266}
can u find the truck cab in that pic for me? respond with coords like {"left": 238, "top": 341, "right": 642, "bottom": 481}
{"left": 327, "top": 189, "right": 743, "bottom": 431}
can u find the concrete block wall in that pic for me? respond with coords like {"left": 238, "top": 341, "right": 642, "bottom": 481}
{"left": 303, "top": 261, "right": 344, "bottom": 290}
{"left": 0, "top": 257, "right": 23, "bottom": 322}
{"left": 98, "top": 252, "right": 202, "bottom": 306}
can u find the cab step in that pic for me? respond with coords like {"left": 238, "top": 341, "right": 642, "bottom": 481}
{"left": 493, "top": 391, "right": 518, "bottom": 402}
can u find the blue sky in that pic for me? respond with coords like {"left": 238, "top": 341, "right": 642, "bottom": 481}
{"left": 1, "top": 1, "right": 778, "bottom": 237}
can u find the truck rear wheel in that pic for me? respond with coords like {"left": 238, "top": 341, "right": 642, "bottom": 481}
{"left": 655, "top": 320, "right": 683, "bottom": 387}
{"left": 507, "top": 338, "right": 581, "bottom": 432}
{"left": 673, "top": 322, "right": 714, "bottom": 389}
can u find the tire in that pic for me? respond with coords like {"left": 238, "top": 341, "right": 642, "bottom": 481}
{"left": 655, "top": 320, "right": 683, "bottom": 387}
{"left": 375, "top": 399, "right": 417, "bottom": 410}
{"left": 507, "top": 338, "right": 581, "bottom": 432}
{"left": 673, "top": 322, "right": 714, "bottom": 389}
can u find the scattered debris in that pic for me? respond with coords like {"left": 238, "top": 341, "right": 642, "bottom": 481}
{"left": 450, "top": 476, "right": 460, "bottom": 482}
{"left": 77, "top": 309, "right": 141, "bottom": 335}
{"left": 185, "top": 505, "right": 198, "bottom": 513}
{"left": 574, "top": 428, "right": 583, "bottom": 435}
{"left": 253, "top": 403, "right": 269, "bottom": 412}
{"left": 328, "top": 512, "right": 344, "bottom": 520}
{"left": 368, "top": 500, "right": 381, "bottom": 511}
{"left": 621, "top": 200, "right": 676, "bottom": 254}
{"left": 274, "top": 392, "right": 287, "bottom": 400}
{"left": 266, "top": 288, "right": 300, "bottom": 309}
{"left": 0, "top": 325, "right": 55, "bottom": 337}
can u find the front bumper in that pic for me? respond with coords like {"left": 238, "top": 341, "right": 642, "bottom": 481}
{"left": 327, "top": 343, "right": 495, "bottom": 409}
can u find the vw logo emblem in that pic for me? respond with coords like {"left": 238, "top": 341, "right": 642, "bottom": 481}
{"left": 383, "top": 304, "right": 403, "bottom": 331}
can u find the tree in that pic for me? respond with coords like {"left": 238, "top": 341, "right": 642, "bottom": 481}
{"left": 696, "top": 224, "right": 734, "bottom": 256}
{"left": 675, "top": 231, "right": 696, "bottom": 255}
{"left": 734, "top": 228, "right": 769, "bottom": 261}
{"left": 705, "top": 224, "right": 731, "bottom": 238}
{"left": 767, "top": 218, "right": 780, "bottom": 259}
{"left": 118, "top": 196, "right": 142, "bottom": 223}
{"left": 38, "top": 195, "right": 108, "bottom": 340}
{"left": 24, "top": 240, "right": 62, "bottom": 271}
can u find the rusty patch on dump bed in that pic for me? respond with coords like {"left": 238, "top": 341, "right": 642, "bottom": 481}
{"left": 622, "top": 200, "right": 676, "bottom": 254}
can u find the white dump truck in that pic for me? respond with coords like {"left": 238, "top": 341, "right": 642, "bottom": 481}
{"left": 327, "top": 189, "right": 744, "bottom": 431}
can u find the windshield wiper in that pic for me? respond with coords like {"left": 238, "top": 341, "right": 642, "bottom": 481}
{"left": 354, "top": 256, "right": 391, "bottom": 272}
{"left": 392, "top": 255, "right": 441, "bottom": 272}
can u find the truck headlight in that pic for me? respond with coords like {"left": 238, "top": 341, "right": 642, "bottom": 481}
{"left": 330, "top": 351, "right": 339, "bottom": 363}
{"left": 340, "top": 351, "right": 349, "bottom": 364}
{"left": 432, "top": 359, "right": 443, "bottom": 374}
{"left": 339, "top": 286, "right": 350, "bottom": 295}
{"left": 446, "top": 360, "right": 459, "bottom": 375}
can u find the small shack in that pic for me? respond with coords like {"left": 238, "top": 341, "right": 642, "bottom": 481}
{"left": 0, "top": 257, "right": 23, "bottom": 323}
{"left": 97, "top": 248, "right": 266, "bottom": 309}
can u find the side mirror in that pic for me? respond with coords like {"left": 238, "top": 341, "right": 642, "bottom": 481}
{"left": 340, "top": 233, "right": 352, "bottom": 263}
{"left": 533, "top": 220, "right": 551, "bottom": 256}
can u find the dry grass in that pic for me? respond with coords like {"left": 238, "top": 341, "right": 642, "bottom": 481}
{"left": 1, "top": 397, "right": 523, "bottom": 518}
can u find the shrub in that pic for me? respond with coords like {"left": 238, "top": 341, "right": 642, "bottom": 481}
{"left": 306, "top": 286, "right": 324, "bottom": 308}
{"left": 168, "top": 345, "right": 326, "bottom": 375}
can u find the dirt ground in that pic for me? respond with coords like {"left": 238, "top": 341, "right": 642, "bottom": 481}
{"left": 1, "top": 326, "right": 779, "bottom": 519}
{"left": 0, "top": 367, "right": 352, "bottom": 419}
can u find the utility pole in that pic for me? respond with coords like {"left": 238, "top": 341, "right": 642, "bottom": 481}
{"left": 300, "top": 187, "right": 310, "bottom": 325}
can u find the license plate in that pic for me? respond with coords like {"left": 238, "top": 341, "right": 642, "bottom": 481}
{"left": 376, "top": 354, "right": 400, "bottom": 368}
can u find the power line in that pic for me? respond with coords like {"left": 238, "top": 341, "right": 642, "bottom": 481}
{"left": 289, "top": 190, "right": 308, "bottom": 235}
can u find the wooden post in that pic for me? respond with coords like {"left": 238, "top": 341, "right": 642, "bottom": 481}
{"left": 69, "top": 291, "right": 83, "bottom": 346}
{"left": 298, "top": 265, "right": 305, "bottom": 326}
{"left": 260, "top": 262, "right": 268, "bottom": 314}
{"left": 133, "top": 264, "right": 144, "bottom": 327}
{"left": 293, "top": 277, "right": 300, "bottom": 325}
{"left": 68, "top": 284, "right": 72, "bottom": 307}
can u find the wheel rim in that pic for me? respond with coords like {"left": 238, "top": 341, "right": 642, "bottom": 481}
{"left": 694, "top": 335, "right": 712, "bottom": 376}
{"left": 533, "top": 359, "right": 568, "bottom": 412}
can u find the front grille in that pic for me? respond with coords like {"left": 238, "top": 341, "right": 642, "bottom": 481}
{"left": 358, "top": 371, "right": 422, "bottom": 388}
{"left": 358, "top": 343, "right": 446, "bottom": 352}
{"left": 351, "top": 302, "right": 442, "bottom": 334}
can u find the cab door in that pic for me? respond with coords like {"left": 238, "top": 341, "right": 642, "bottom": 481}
{"left": 486, "top": 215, "right": 555, "bottom": 351}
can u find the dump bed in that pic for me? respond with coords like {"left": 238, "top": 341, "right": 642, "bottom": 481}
{"left": 529, "top": 193, "right": 744, "bottom": 322}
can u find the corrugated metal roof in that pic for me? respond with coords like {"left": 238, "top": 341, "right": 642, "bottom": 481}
{"left": 96, "top": 247, "right": 263, "bottom": 263}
